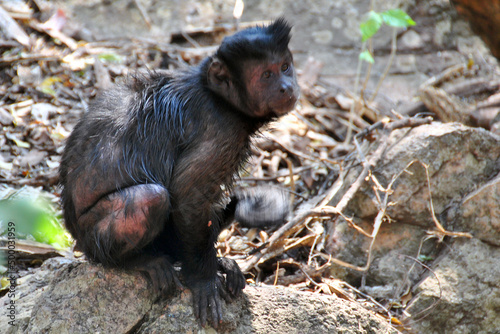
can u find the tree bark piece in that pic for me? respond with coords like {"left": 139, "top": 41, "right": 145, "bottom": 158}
{"left": 451, "top": 0, "right": 500, "bottom": 59}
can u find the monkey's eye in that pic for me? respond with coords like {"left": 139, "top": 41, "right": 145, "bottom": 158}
{"left": 262, "top": 71, "right": 272, "bottom": 79}
{"left": 281, "top": 63, "right": 289, "bottom": 72}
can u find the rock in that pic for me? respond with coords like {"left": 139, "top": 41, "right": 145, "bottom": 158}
{"left": 326, "top": 214, "right": 432, "bottom": 289}
{"left": 8, "top": 258, "right": 154, "bottom": 334}
{"left": 433, "top": 19, "right": 452, "bottom": 47}
{"left": 312, "top": 30, "right": 334, "bottom": 45}
{"left": 334, "top": 123, "right": 500, "bottom": 225}
{"left": 0, "top": 258, "right": 398, "bottom": 334}
{"left": 446, "top": 173, "right": 500, "bottom": 246}
{"left": 140, "top": 286, "right": 398, "bottom": 333}
{"left": 324, "top": 122, "right": 500, "bottom": 333}
{"left": 58, "top": 0, "right": 235, "bottom": 42}
{"left": 404, "top": 238, "right": 500, "bottom": 333}
{"left": 399, "top": 30, "right": 424, "bottom": 50}
{"left": 392, "top": 55, "right": 418, "bottom": 74}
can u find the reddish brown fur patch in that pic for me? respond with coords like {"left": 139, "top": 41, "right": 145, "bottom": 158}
{"left": 78, "top": 184, "right": 169, "bottom": 257}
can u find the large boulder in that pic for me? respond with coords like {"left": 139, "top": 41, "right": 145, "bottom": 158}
{"left": 325, "top": 122, "right": 500, "bottom": 333}
{"left": 0, "top": 257, "right": 397, "bottom": 334}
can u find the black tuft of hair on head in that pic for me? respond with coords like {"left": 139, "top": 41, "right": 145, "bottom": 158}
{"left": 215, "top": 17, "right": 293, "bottom": 71}
{"left": 266, "top": 17, "right": 292, "bottom": 51}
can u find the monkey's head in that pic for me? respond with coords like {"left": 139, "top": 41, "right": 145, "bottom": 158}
{"left": 207, "top": 18, "right": 300, "bottom": 119}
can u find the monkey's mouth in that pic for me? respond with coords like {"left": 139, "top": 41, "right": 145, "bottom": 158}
{"left": 272, "top": 95, "right": 298, "bottom": 116}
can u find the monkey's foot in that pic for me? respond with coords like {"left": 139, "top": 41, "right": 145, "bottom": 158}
{"left": 129, "top": 255, "right": 183, "bottom": 297}
{"left": 190, "top": 278, "right": 230, "bottom": 328}
{"left": 217, "top": 257, "right": 246, "bottom": 297}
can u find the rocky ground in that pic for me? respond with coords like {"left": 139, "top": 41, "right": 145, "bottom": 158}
{"left": 0, "top": 0, "right": 499, "bottom": 333}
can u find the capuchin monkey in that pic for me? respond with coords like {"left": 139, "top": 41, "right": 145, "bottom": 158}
{"left": 59, "top": 17, "right": 299, "bottom": 328}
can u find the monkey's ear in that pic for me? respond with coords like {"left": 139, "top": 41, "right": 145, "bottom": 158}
{"left": 207, "top": 58, "right": 232, "bottom": 94}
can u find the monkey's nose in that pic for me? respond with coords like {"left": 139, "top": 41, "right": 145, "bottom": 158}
{"left": 280, "top": 83, "right": 293, "bottom": 95}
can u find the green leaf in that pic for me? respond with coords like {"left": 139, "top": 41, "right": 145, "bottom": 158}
{"left": 360, "top": 11, "right": 383, "bottom": 41}
{"left": 381, "top": 9, "right": 416, "bottom": 28}
{"left": 359, "top": 50, "right": 374, "bottom": 64}
{"left": 98, "top": 53, "right": 122, "bottom": 64}
{"left": 0, "top": 188, "right": 72, "bottom": 250}
{"left": 418, "top": 254, "right": 434, "bottom": 262}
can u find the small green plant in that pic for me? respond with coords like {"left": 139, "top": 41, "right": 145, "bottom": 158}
{"left": 359, "top": 9, "right": 415, "bottom": 64}
{"left": 345, "top": 6, "right": 416, "bottom": 143}
{"left": 0, "top": 186, "right": 71, "bottom": 250}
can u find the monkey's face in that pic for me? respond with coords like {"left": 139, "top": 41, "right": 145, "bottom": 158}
{"left": 243, "top": 52, "right": 300, "bottom": 118}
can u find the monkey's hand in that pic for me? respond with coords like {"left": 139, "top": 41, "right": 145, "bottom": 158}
{"left": 218, "top": 257, "right": 245, "bottom": 297}
{"left": 190, "top": 278, "right": 229, "bottom": 328}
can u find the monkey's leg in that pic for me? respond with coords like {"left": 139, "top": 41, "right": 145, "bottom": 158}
{"left": 76, "top": 184, "right": 181, "bottom": 294}
{"left": 167, "top": 199, "right": 225, "bottom": 327}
